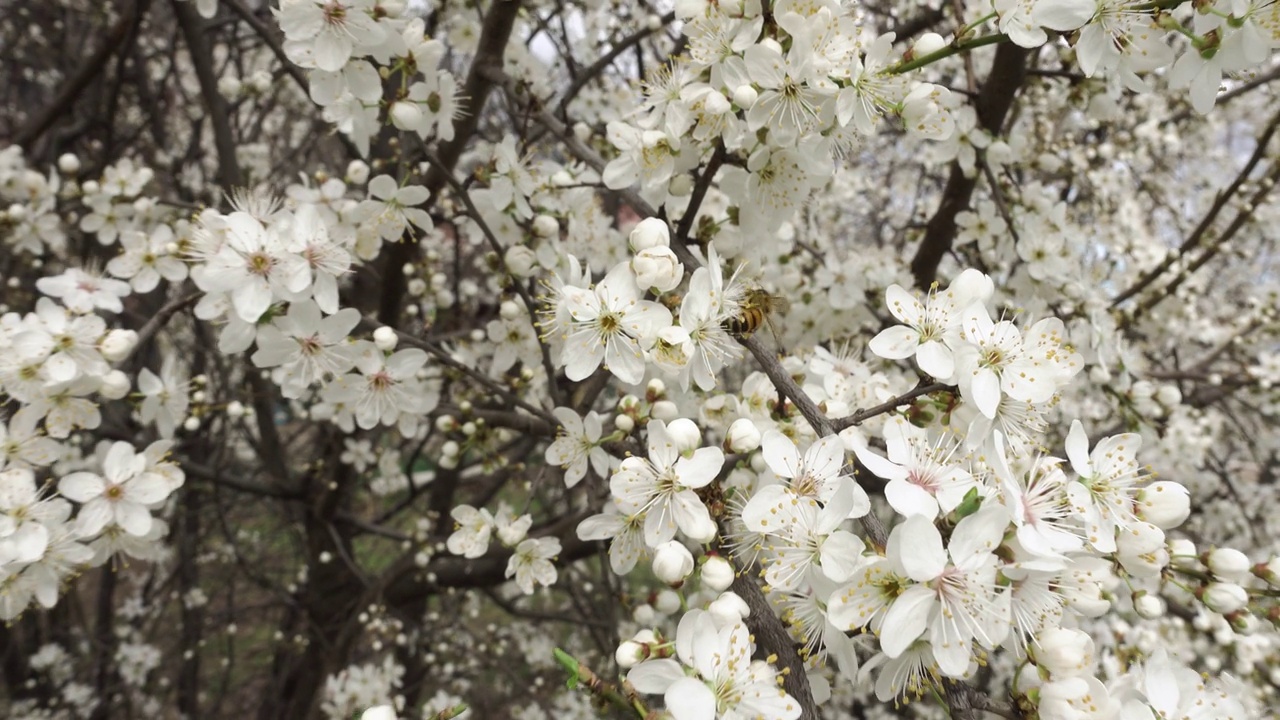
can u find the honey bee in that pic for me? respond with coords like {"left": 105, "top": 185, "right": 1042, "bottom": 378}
{"left": 723, "top": 287, "right": 790, "bottom": 342}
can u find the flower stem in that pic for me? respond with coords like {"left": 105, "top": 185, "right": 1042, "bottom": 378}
{"left": 890, "top": 33, "right": 1008, "bottom": 75}
{"left": 552, "top": 648, "right": 647, "bottom": 718}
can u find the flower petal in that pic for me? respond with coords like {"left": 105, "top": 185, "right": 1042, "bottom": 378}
{"left": 59, "top": 472, "right": 105, "bottom": 502}
{"left": 666, "top": 677, "right": 716, "bottom": 720}
{"left": 879, "top": 585, "right": 934, "bottom": 658}
{"left": 627, "top": 659, "right": 685, "bottom": 694}
{"left": 894, "top": 515, "right": 946, "bottom": 582}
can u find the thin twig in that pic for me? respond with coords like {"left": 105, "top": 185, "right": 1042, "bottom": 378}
{"left": 357, "top": 316, "right": 558, "bottom": 427}
{"left": 16, "top": 0, "right": 152, "bottom": 150}
{"left": 556, "top": 12, "right": 676, "bottom": 117}
{"left": 831, "top": 381, "right": 953, "bottom": 431}
{"left": 123, "top": 290, "right": 202, "bottom": 362}
{"left": 739, "top": 335, "right": 889, "bottom": 547}
{"left": 1111, "top": 108, "right": 1280, "bottom": 310}
{"left": 420, "top": 148, "right": 566, "bottom": 407}
{"left": 674, "top": 141, "right": 725, "bottom": 248}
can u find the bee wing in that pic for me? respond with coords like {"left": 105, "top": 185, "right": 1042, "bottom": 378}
{"left": 764, "top": 314, "right": 786, "bottom": 352}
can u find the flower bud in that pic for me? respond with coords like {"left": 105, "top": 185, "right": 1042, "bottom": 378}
{"left": 708, "top": 591, "right": 750, "bottom": 626}
{"left": 1037, "top": 153, "right": 1064, "bottom": 173}
{"left": 1200, "top": 582, "right": 1248, "bottom": 614}
{"left": 499, "top": 300, "right": 522, "bottom": 320}
{"left": 665, "top": 418, "right": 702, "bottom": 453}
{"left": 650, "top": 400, "right": 679, "bottom": 421}
{"left": 615, "top": 640, "right": 647, "bottom": 669}
{"left": 361, "top": 706, "right": 397, "bottom": 720}
{"left": 217, "top": 76, "right": 242, "bottom": 98}
{"left": 503, "top": 245, "right": 538, "bottom": 277}
{"left": 57, "top": 153, "right": 81, "bottom": 175}
{"left": 631, "top": 246, "right": 684, "bottom": 292}
{"left": 632, "top": 603, "right": 656, "bottom": 625}
{"left": 1224, "top": 609, "right": 1256, "bottom": 635}
{"left": 226, "top": 401, "right": 246, "bottom": 419}
{"left": 615, "top": 414, "right": 635, "bottom": 433}
{"left": 987, "top": 140, "right": 1014, "bottom": 166}
{"left": 389, "top": 100, "right": 424, "bottom": 130}
{"left": 99, "top": 329, "right": 138, "bottom": 362}
{"left": 346, "top": 159, "right": 370, "bottom": 185}
{"left": 629, "top": 218, "right": 671, "bottom": 252}
{"left": 684, "top": 518, "right": 718, "bottom": 545}
{"left": 668, "top": 174, "right": 694, "bottom": 197}
{"left": 701, "top": 555, "right": 735, "bottom": 592}
{"left": 726, "top": 418, "right": 761, "bottom": 453}
{"left": 1155, "top": 384, "right": 1181, "bottom": 406}
{"left": 98, "top": 370, "right": 131, "bottom": 400}
{"left": 1206, "top": 548, "right": 1251, "bottom": 582}
{"left": 703, "top": 91, "right": 731, "bottom": 116}
{"left": 654, "top": 589, "right": 682, "bottom": 614}
{"left": 1253, "top": 558, "right": 1280, "bottom": 587}
{"left": 373, "top": 326, "right": 399, "bottom": 352}
{"left": 732, "top": 84, "right": 758, "bottom": 110}
{"left": 1136, "top": 481, "right": 1190, "bottom": 529}
{"left": 646, "top": 378, "right": 666, "bottom": 399}
{"left": 1168, "top": 538, "right": 1197, "bottom": 565}
{"left": 531, "top": 214, "right": 559, "bottom": 238}
{"left": 912, "top": 32, "right": 946, "bottom": 58}
{"left": 1032, "top": 628, "right": 1095, "bottom": 678}
{"left": 652, "top": 540, "right": 695, "bottom": 586}
{"left": 248, "top": 70, "right": 272, "bottom": 93}
{"left": 183, "top": 416, "right": 200, "bottom": 432}
{"left": 1133, "top": 591, "right": 1165, "bottom": 619}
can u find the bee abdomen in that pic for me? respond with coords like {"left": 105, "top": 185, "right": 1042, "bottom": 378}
{"left": 723, "top": 311, "right": 763, "bottom": 338}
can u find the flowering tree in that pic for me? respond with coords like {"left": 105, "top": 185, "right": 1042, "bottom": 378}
{"left": 3, "top": 0, "right": 1280, "bottom": 718}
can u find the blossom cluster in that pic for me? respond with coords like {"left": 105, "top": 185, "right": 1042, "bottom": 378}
{"left": 3, "top": 0, "right": 1280, "bottom": 717}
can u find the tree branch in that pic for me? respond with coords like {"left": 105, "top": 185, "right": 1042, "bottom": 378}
{"left": 739, "top": 335, "right": 889, "bottom": 548}
{"left": 831, "top": 381, "right": 953, "bottom": 431}
{"left": 173, "top": 0, "right": 244, "bottom": 190}
{"left": 15, "top": 0, "right": 151, "bottom": 151}
{"left": 910, "top": 42, "right": 1029, "bottom": 289}
{"left": 1110, "top": 107, "right": 1280, "bottom": 311}
{"left": 381, "top": 0, "right": 525, "bottom": 324}
{"left": 556, "top": 12, "right": 676, "bottom": 118}
{"left": 731, "top": 569, "right": 819, "bottom": 720}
